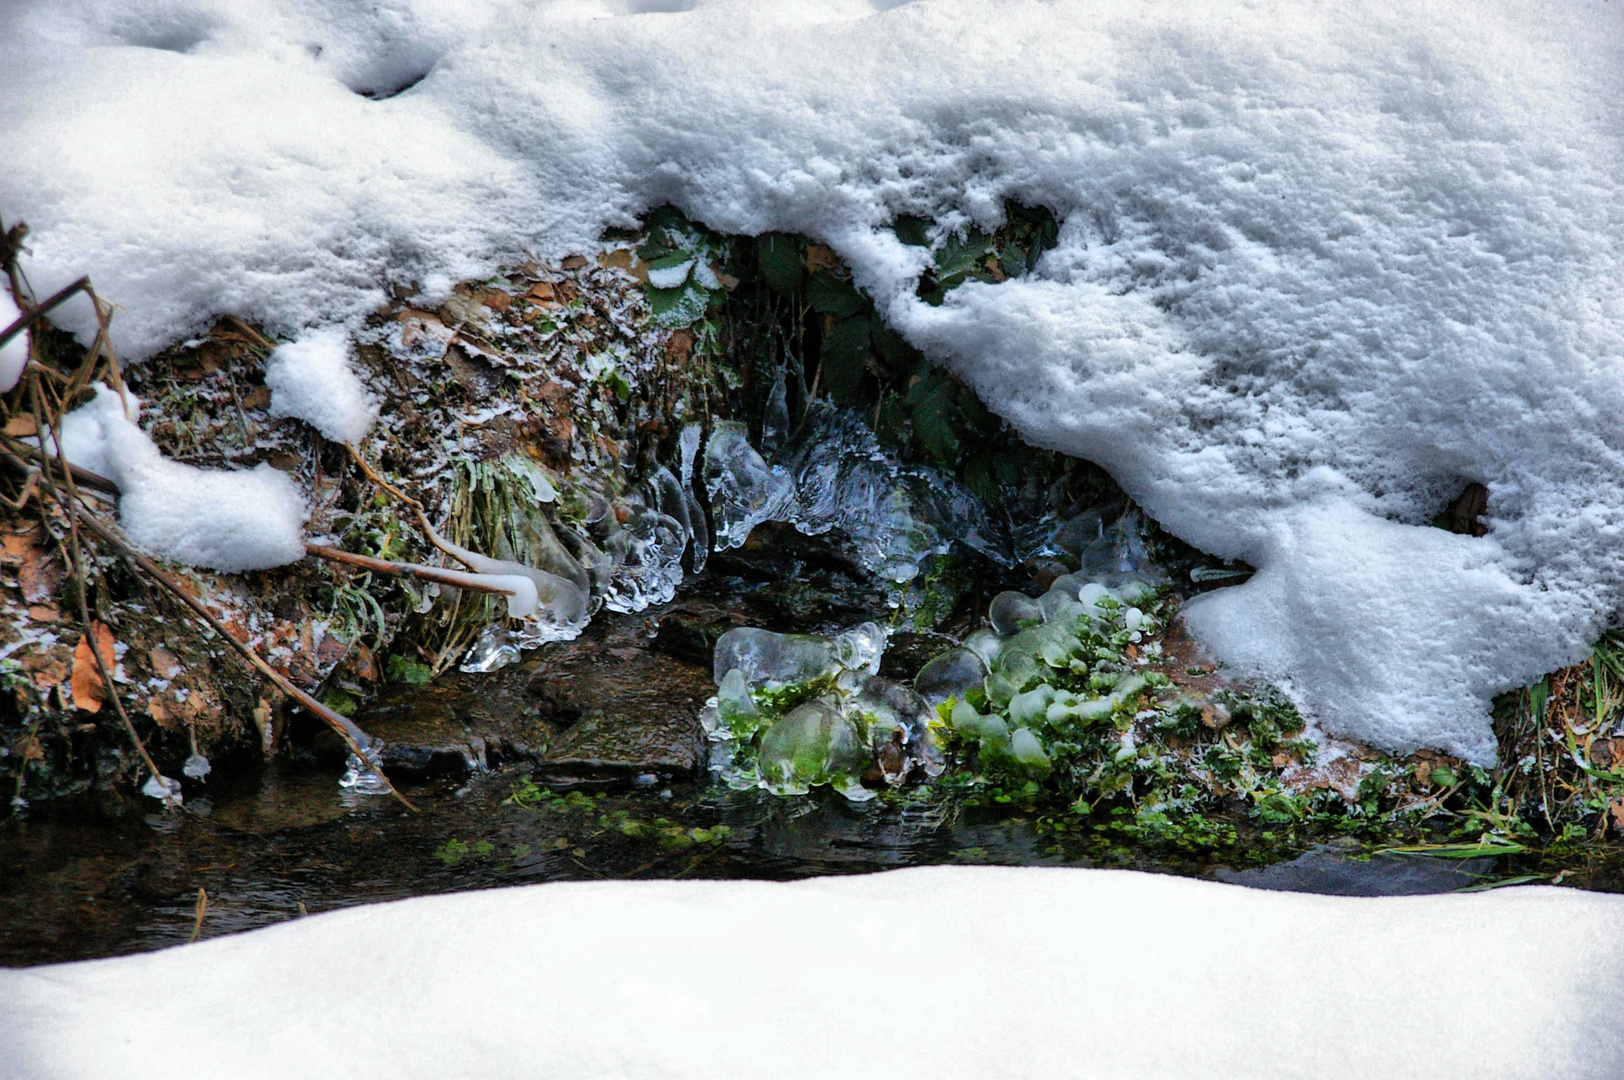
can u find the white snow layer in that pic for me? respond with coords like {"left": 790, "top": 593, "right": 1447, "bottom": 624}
{"left": 58, "top": 386, "right": 307, "bottom": 572}
{"left": 264, "top": 328, "right": 378, "bottom": 444}
{"left": 2, "top": 0, "right": 1623, "bottom": 761}
{"left": 0, "top": 288, "right": 27, "bottom": 393}
{"left": 1, "top": 866, "right": 1622, "bottom": 1080}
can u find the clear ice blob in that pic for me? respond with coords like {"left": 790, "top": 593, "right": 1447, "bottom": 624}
{"left": 703, "top": 420, "right": 793, "bottom": 549}
{"left": 913, "top": 646, "right": 988, "bottom": 705}
{"left": 715, "top": 667, "right": 766, "bottom": 738}
{"left": 461, "top": 624, "right": 521, "bottom": 672}
{"left": 989, "top": 591, "right": 1044, "bottom": 635}
{"left": 1010, "top": 727, "right": 1052, "bottom": 774}
{"left": 756, "top": 697, "right": 873, "bottom": 801}
{"left": 141, "top": 774, "right": 183, "bottom": 806}
{"left": 850, "top": 677, "right": 945, "bottom": 785}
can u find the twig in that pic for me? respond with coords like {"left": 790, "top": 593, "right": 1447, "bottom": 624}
{"left": 189, "top": 887, "right": 208, "bottom": 943}
{"left": 0, "top": 433, "right": 119, "bottom": 495}
{"left": 303, "top": 542, "right": 516, "bottom": 597}
{"left": 0, "top": 276, "right": 90, "bottom": 350}
{"left": 344, "top": 441, "right": 476, "bottom": 568}
{"left": 221, "top": 314, "right": 275, "bottom": 353}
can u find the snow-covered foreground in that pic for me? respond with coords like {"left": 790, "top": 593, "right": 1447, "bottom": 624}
{"left": 1, "top": 866, "right": 1619, "bottom": 1079}
{"left": 4, "top": 0, "right": 1623, "bottom": 762}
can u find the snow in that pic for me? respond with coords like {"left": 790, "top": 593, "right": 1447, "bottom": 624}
{"left": 264, "top": 328, "right": 378, "bottom": 445}
{"left": 1, "top": 866, "right": 1621, "bottom": 1079}
{"left": 56, "top": 386, "right": 307, "bottom": 572}
{"left": 2, "top": 0, "right": 1622, "bottom": 760}
{"left": 0, "top": 288, "right": 26, "bottom": 394}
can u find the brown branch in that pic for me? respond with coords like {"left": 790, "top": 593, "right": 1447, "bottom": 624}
{"left": 0, "top": 432, "right": 119, "bottom": 495}
{"left": 0, "top": 276, "right": 90, "bottom": 350}
{"left": 304, "top": 542, "right": 516, "bottom": 597}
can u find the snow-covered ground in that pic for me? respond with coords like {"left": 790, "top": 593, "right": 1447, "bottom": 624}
{"left": 3, "top": 1, "right": 1622, "bottom": 758}
{"left": 1, "top": 866, "right": 1620, "bottom": 1079}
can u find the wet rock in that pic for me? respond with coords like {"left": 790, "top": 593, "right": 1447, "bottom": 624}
{"left": 528, "top": 624, "right": 713, "bottom": 786}
{"left": 878, "top": 629, "right": 958, "bottom": 684}
{"left": 651, "top": 599, "right": 752, "bottom": 664}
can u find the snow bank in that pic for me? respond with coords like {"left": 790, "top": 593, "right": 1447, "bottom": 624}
{"left": 58, "top": 386, "right": 307, "bottom": 572}
{"left": 0, "top": 288, "right": 27, "bottom": 393}
{"left": 2, "top": 0, "right": 1622, "bottom": 759}
{"left": 0, "top": 866, "right": 1620, "bottom": 1080}
{"left": 264, "top": 328, "right": 378, "bottom": 444}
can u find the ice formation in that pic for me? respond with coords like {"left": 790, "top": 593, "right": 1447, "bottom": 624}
{"left": 3, "top": 866, "right": 1623, "bottom": 1080}
{"left": 263, "top": 328, "right": 378, "bottom": 444}
{"left": 3, "top": 0, "right": 1623, "bottom": 760}
{"left": 704, "top": 621, "right": 943, "bottom": 799}
{"left": 56, "top": 386, "right": 308, "bottom": 572}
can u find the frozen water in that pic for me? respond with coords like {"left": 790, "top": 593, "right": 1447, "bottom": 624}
{"left": 912, "top": 646, "right": 986, "bottom": 706}
{"left": 711, "top": 628, "right": 843, "bottom": 690}
{"left": 702, "top": 421, "right": 794, "bottom": 550}
{"left": 4, "top": 0, "right": 1624, "bottom": 759}
{"left": 4, "top": 866, "right": 1624, "bottom": 1080}
{"left": 181, "top": 753, "right": 211, "bottom": 780}
{"left": 601, "top": 503, "right": 686, "bottom": 614}
{"left": 263, "top": 327, "right": 377, "bottom": 444}
{"left": 139, "top": 773, "right": 182, "bottom": 806}
{"left": 849, "top": 676, "right": 944, "bottom": 784}
{"left": 338, "top": 745, "right": 389, "bottom": 796}
{"left": 989, "top": 591, "right": 1044, "bottom": 636}
{"left": 459, "top": 624, "right": 521, "bottom": 673}
{"left": 756, "top": 697, "right": 873, "bottom": 801}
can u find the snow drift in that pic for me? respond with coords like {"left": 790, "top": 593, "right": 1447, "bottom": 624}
{"left": 2, "top": 866, "right": 1621, "bottom": 1080}
{"left": 2, "top": 0, "right": 1622, "bottom": 760}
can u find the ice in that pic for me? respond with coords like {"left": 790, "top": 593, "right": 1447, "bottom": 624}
{"left": 849, "top": 676, "right": 944, "bottom": 784}
{"left": 3, "top": 0, "right": 1623, "bottom": 758}
{"left": 912, "top": 645, "right": 986, "bottom": 706}
{"left": 601, "top": 503, "right": 686, "bottom": 613}
{"left": 756, "top": 697, "right": 873, "bottom": 801}
{"left": 263, "top": 327, "right": 377, "bottom": 444}
{"left": 338, "top": 744, "right": 389, "bottom": 795}
{"left": 459, "top": 624, "right": 521, "bottom": 673}
{"left": 1009, "top": 727, "right": 1051, "bottom": 774}
{"left": 702, "top": 421, "right": 793, "bottom": 550}
{"left": 711, "top": 628, "right": 842, "bottom": 690}
{"left": 989, "top": 591, "right": 1044, "bottom": 636}
{"left": 0, "top": 287, "right": 27, "bottom": 393}
{"left": 139, "top": 773, "right": 182, "bottom": 806}
{"left": 181, "top": 753, "right": 212, "bottom": 780}
{"left": 423, "top": 523, "right": 589, "bottom": 640}
{"left": 57, "top": 385, "right": 308, "bottom": 572}
{"left": 712, "top": 667, "right": 765, "bottom": 738}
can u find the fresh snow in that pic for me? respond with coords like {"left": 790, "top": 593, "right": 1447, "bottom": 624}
{"left": 56, "top": 386, "right": 307, "bottom": 572}
{"left": 264, "top": 328, "right": 378, "bottom": 444}
{"left": 0, "top": 288, "right": 27, "bottom": 394}
{"left": 1, "top": 866, "right": 1621, "bottom": 1080}
{"left": 2, "top": 0, "right": 1623, "bottom": 760}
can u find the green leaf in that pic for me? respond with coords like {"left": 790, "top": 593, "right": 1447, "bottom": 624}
{"left": 757, "top": 233, "right": 804, "bottom": 294}
{"left": 820, "top": 316, "right": 871, "bottom": 402}
{"left": 647, "top": 284, "right": 709, "bottom": 327}
{"left": 893, "top": 215, "right": 932, "bottom": 247}
{"left": 807, "top": 272, "right": 868, "bottom": 319}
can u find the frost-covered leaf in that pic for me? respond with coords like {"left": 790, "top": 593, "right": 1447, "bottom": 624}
{"left": 807, "top": 271, "right": 867, "bottom": 319}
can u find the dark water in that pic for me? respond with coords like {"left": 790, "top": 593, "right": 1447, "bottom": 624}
{"left": 5, "top": 756, "right": 1608, "bottom": 967}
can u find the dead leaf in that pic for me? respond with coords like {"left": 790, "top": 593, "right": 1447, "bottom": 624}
{"left": 148, "top": 646, "right": 182, "bottom": 680}
{"left": 252, "top": 697, "right": 276, "bottom": 754}
{"left": 71, "top": 622, "right": 117, "bottom": 714}
{"left": 14, "top": 533, "right": 62, "bottom": 603}
{"left": 805, "top": 243, "right": 840, "bottom": 273}
{"left": 1610, "top": 797, "right": 1624, "bottom": 834}
{"left": 597, "top": 248, "right": 648, "bottom": 283}
{"left": 147, "top": 696, "right": 173, "bottom": 726}
{"left": 664, "top": 329, "right": 695, "bottom": 364}
{"left": 26, "top": 603, "right": 61, "bottom": 623}
{"left": 560, "top": 255, "right": 588, "bottom": 270}
{"left": 3, "top": 415, "right": 36, "bottom": 438}
{"left": 477, "top": 289, "right": 513, "bottom": 313}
